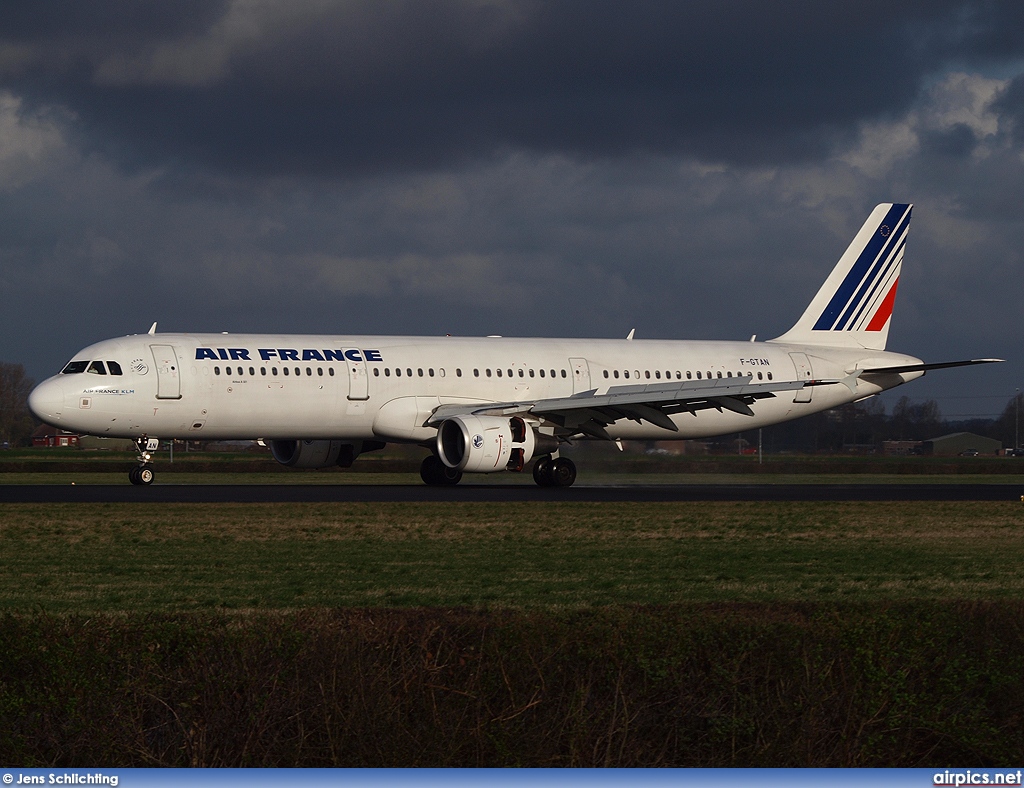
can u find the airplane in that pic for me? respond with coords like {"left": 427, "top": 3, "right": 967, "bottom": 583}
{"left": 28, "top": 203, "right": 1001, "bottom": 487}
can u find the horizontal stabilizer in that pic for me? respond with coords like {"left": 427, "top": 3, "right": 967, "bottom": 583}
{"left": 860, "top": 358, "right": 1004, "bottom": 375}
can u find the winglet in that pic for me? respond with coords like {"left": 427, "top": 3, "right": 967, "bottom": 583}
{"left": 148, "top": 322, "right": 157, "bottom": 335}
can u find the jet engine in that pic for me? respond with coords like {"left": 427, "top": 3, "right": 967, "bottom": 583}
{"left": 269, "top": 439, "right": 382, "bottom": 469}
{"left": 436, "top": 415, "right": 558, "bottom": 473}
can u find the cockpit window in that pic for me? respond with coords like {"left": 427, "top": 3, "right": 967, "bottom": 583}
{"left": 107, "top": 361, "right": 123, "bottom": 375}
{"left": 87, "top": 361, "right": 107, "bottom": 375}
{"left": 61, "top": 361, "right": 89, "bottom": 374}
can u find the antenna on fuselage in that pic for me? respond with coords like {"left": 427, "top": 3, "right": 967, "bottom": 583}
{"left": 626, "top": 329, "right": 635, "bottom": 340}
{"left": 148, "top": 322, "right": 157, "bottom": 335}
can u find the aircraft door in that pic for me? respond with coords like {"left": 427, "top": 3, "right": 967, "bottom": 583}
{"left": 789, "top": 352, "right": 813, "bottom": 403}
{"left": 346, "top": 353, "right": 369, "bottom": 401}
{"left": 569, "top": 357, "right": 592, "bottom": 394}
{"left": 150, "top": 345, "right": 182, "bottom": 400}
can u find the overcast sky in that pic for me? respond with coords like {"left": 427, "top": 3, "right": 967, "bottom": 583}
{"left": 3, "top": 0, "right": 1023, "bottom": 418}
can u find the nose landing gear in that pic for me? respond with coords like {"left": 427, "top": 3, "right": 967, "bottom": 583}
{"left": 129, "top": 436, "right": 159, "bottom": 485}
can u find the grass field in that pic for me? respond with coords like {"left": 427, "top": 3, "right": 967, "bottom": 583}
{"left": 3, "top": 500, "right": 1023, "bottom": 612}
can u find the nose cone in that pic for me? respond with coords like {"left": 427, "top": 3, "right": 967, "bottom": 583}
{"left": 28, "top": 378, "right": 66, "bottom": 423}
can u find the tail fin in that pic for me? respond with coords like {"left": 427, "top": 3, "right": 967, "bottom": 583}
{"left": 769, "top": 203, "right": 912, "bottom": 351}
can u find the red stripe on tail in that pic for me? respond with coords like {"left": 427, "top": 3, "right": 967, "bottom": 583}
{"left": 866, "top": 277, "right": 899, "bottom": 331}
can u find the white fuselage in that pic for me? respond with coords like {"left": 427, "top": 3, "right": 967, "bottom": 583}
{"left": 28, "top": 332, "right": 923, "bottom": 443}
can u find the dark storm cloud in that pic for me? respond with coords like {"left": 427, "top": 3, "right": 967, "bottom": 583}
{"left": 5, "top": 0, "right": 1024, "bottom": 177}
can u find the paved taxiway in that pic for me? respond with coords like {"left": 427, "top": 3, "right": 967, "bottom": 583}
{"left": 1, "top": 483, "right": 1021, "bottom": 503}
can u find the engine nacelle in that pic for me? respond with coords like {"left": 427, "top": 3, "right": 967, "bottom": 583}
{"left": 436, "top": 415, "right": 556, "bottom": 473}
{"left": 269, "top": 439, "right": 358, "bottom": 469}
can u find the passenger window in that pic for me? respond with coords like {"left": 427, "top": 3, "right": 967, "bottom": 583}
{"left": 539, "top": 369, "right": 545, "bottom": 378}
{"left": 429, "top": 369, "right": 434, "bottom": 377}
{"left": 456, "top": 369, "right": 462, "bottom": 377}
{"left": 624, "top": 371, "right": 630, "bottom": 379}
{"left": 272, "top": 367, "right": 278, "bottom": 376}
{"left": 385, "top": 368, "right": 391, "bottom": 377}
{"left": 758, "top": 372, "right": 763, "bottom": 380}
{"left": 87, "top": 361, "right": 107, "bottom": 375}
{"left": 283, "top": 367, "right": 289, "bottom": 376}
{"left": 613, "top": 370, "right": 619, "bottom": 379}
{"left": 261, "top": 367, "right": 267, "bottom": 376}
{"left": 474, "top": 369, "right": 479, "bottom": 377}
{"left": 529, "top": 370, "right": 535, "bottom": 377}
{"left": 306, "top": 367, "right": 312, "bottom": 376}
{"left": 226, "top": 366, "right": 232, "bottom": 375}
{"left": 518, "top": 369, "right": 524, "bottom": 377}
{"left": 318, "top": 367, "right": 324, "bottom": 376}
{"left": 406, "top": 369, "right": 412, "bottom": 377}
{"left": 561, "top": 370, "right": 567, "bottom": 378}
{"left": 107, "top": 361, "right": 123, "bottom": 375}
{"left": 496, "top": 369, "right": 502, "bottom": 377}
{"left": 687, "top": 371, "right": 692, "bottom": 380}
{"left": 551, "top": 370, "right": 557, "bottom": 378}
{"left": 696, "top": 371, "right": 701, "bottom": 379}
{"left": 655, "top": 371, "right": 661, "bottom": 379}
{"left": 329, "top": 367, "right": 335, "bottom": 376}
{"left": 486, "top": 369, "right": 492, "bottom": 377}
{"left": 396, "top": 368, "right": 401, "bottom": 377}
{"left": 645, "top": 371, "right": 651, "bottom": 379}
{"left": 717, "top": 371, "right": 722, "bottom": 379}
{"left": 603, "top": 370, "right": 609, "bottom": 378}
{"left": 373, "top": 368, "right": 379, "bottom": 377}
{"left": 296, "top": 367, "right": 301, "bottom": 376}
{"left": 249, "top": 367, "right": 255, "bottom": 376}
{"left": 215, "top": 366, "right": 221, "bottom": 375}
{"left": 418, "top": 369, "right": 423, "bottom": 377}
{"left": 767, "top": 372, "right": 773, "bottom": 380}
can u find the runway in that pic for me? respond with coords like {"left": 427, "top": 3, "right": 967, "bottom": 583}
{"left": 2, "top": 483, "right": 1021, "bottom": 503}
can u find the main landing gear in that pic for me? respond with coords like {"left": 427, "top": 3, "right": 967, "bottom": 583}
{"left": 129, "top": 436, "right": 158, "bottom": 486}
{"left": 532, "top": 455, "right": 577, "bottom": 488}
{"left": 418, "top": 453, "right": 577, "bottom": 487}
{"left": 420, "top": 454, "right": 463, "bottom": 486}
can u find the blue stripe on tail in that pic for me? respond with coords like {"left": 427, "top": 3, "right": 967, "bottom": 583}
{"left": 812, "top": 204, "right": 911, "bottom": 331}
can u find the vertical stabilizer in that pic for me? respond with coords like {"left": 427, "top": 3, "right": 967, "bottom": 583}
{"left": 770, "top": 203, "right": 911, "bottom": 350}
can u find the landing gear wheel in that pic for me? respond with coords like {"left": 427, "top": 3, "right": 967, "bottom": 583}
{"left": 533, "top": 456, "right": 554, "bottom": 487}
{"left": 548, "top": 457, "right": 577, "bottom": 487}
{"left": 534, "top": 456, "right": 576, "bottom": 487}
{"left": 129, "top": 465, "right": 155, "bottom": 485}
{"left": 420, "top": 455, "right": 463, "bottom": 486}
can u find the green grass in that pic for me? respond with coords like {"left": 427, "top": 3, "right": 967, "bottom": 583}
{"left": 3, "top": 501, "right": 1023, "bottom": 612}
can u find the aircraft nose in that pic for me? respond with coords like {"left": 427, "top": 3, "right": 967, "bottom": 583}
{"left": 28, "top": 378, "right": 66, "bottom": 423}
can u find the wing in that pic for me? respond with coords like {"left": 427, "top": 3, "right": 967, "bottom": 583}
{"left": 427, "top": 376, "right": 832, "bottom": 440}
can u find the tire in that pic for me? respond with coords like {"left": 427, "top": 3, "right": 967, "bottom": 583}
{"left": 420, "top": 455, "right": 462, "bottom": 486}
{"left": 138, "top": 466, "right": 155, "bottom": 485}
{"left": 128, "top": 467, "right": 141, "bottom": 485}
{"left": 532, "top": 456, "right": 554, "bottom": 487}
{"left": 548, "top": 457, "right": 577, "bottom": 487}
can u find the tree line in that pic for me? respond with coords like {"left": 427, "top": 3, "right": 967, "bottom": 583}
{"left": 0, "top": 362, "right": 35, "bottom": 448}
{"left": 754, "top": 392, "right": 1024, "bottom": 454}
